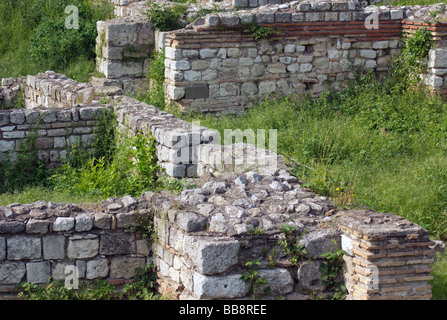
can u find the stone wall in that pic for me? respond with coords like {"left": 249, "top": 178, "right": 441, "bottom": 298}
{"left": 0, "top": 195, "right": 152, "bottom": 298}
{"left": 162, "top": 1, "right": 447, "bottom": 113}
{"left": 0, "top": 105, "right": 105, "bottom": 165}
{"left": 0, "top": 72, "right": 120, "bottom": 166}
{"left": 0, "top": 70, "right": 441, "bottom": 300}
{"left": 150, "top": 168, "right": 439, "bottom": 300}
{"left": 95, "top": 16, "right": 154, "bottom": 96}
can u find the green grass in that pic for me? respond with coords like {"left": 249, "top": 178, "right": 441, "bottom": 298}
{"left": 183, "top": 74, "right": 447, "bottom": 241}
{"left": 0, "top": 186, "right": 103, "bottom": 206}
{"left": 386, "top": 0, "right": 445, "bottom": 6}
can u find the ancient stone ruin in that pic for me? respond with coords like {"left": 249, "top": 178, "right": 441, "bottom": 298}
{"left": 0, "top": 0, "right": 446, "bottom": 300}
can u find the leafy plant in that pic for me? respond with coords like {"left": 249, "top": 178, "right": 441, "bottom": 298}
{"left": 319, "top": 247, "right": 347, "bottom": 300}
{"left": 278, "top": 225, "right": 308, "bottom": 266}
{"left": 137, "top": 50, "right": 167, "bottom": 109}
{"left": 241, "top": 258, "right": 269, "bottom": 300}
{"left": 146, "top": 2, "right": 187, "bottom": 31}
{"left": 17, "top": 280, "right": 116, "bottom": 300}
{"left": 242, "top": 22, "right": 282, "bottom": 42}
{"left": 120, "top": 264, "right": 160, "bottom": 300}
{"left": 391, "top": 28, "right": 434, "bottom": 89}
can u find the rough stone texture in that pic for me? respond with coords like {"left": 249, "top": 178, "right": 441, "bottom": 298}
{"left": 0, "top": 197, "right": 153, "bottom": 297}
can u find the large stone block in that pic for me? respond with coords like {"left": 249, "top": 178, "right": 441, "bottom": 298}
{"left": 43, "top": 235, "right": 66, "bottom": 260}
{"left": 86, "top": 259, "right": 109, "bottom": 279}
{"left": 67, "top": 235, "right": 99, "bottom": 259}
{"left": 25, "top": 219, "right": 49, "bottom": 234}
{"left": 193, "top": 272, "right": 251, "bottom": 299}
{"left": 175, "top": 211, "right": 208, "bottom": 233}
{"left": 99, "top": 232, "right": 135, "bottom": 255}
{"left": 299, "top": 228, "right": 341, "bottom": 258}
{"left": 183, "top": 236, "right": 240, "bottom": 275}
{"left": 0, "top": 262, "right": 26, "bottom": 284}
{"left": 109, "top": 256, "right": 146, "bottom": 279}
{"left": 7, "top": 236, "right": 41, "bottom": 260}
{"left": 53, "top": 217, "right": 75, "bottom": 232}
{"left": 26, "top": 261, "right": 51, "bottom": 284}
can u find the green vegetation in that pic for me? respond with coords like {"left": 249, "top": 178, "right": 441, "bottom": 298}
{"left": 0, "top": 108, "right": 187, "bottom": 206}
{"left": 17, "top": 264, "right": 160, "bottom": 300}
{"left": 184, "top": 28, "right": 447, "bottom": 240}
{"left": 137, "top": 50, "right": 167, "bottom": 110}
{"left": 240, "top": 258, "right": 269, "bottom": 300}
{"left": 146, "top": 2, "right": 187, "bottom": 31}
{"left": 0, "top": 0, "right": 113, "bottom": 82}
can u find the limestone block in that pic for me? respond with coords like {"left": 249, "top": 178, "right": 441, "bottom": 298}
{"left": 227, "top": 48, "right": 242, "bottom": 59}
{"left": 0, "top": 113, "right": 9, "bottom": 126}
{"left": 109, "top": 256, "right": 146, "bottom": 279}
{"left": 93, "top": 212, "right": 112, "bottom": 229}
{"left": 175, "top": 211, "right": 208, "bottom": 233}
{"left": 220, "top": 83, "right": 239, "bottom": 97}
{"left": 165, "top": 47, "right": 182, "bottom": 60}
{"left": 101, "top": 61, "right": 144, "bottom": 78}
{"left": 161, "top": 162, "right": 186, "bottom": 177}
{"left": 267, "top": 63, "right": 286, "bottom": 73}
{"left": 26, "top": 219, "right": 49, "bottom": 234}
{"left": 0, "top": 221, "right": 25, "bottom": 234}
{"left": 26, "top": 261, "right": 51, "bottom": 284}
{"left": 258, "top": 268, "right": 294, "bottom": 295}
{"left": 43, "top": 235, "right": 66, "bottom": 260}
{"left": 184, "top": 70, "right": 201, "bottom": 82}
{"left": 193, "top": 272, "right": 251, "bottom": 299}
{"left": 167, "top": 85, "right": 185, "bottom": 101}
{"left": 373, "top": 41, "right": 389, "bottom": 50}
{"left": 258, "top": 81, "right": 276, "bottom": 96}
{"left": 241, "top": 82, "right": 258, "bottom": 96}
{"left": 291, "top": 13, "right": 304, "bottom": 22}
{"left": 7, "top": 236, "right": 41, "bottom": 260}
{"left": 10, "top": 111, "right": 25, "bottom": 125}
{"left": 219, "top": 14, "right": 240, "bottom": 26}
{"left": 0, "top": 140, "right": 15, "bottom": 152}
{"left": 183, "top": 236, "right": 240, "bottom": 275}
{"left": 360, "top": 50, "right": 377, "bottom": 59}
{"left": 298, "top": 228, "right": 341, "bottom": 257}
{"left": 182, "top": 50, "right": 199, "bottom": 59}
{"left": 53, "top": 217, "right": 75, "bottom": 232}
{"left": 99, "top": 231, "right": 135, "bottom": 255}
{"left": 429, "top": 49, "right": 447, "bottom": 68}
{"left": 0, "top": 262, "right": 26, "bottom": 285}
{"left": 296, "top": 260, "right": 326, "bottom": 291}
{"left": 200, "top": 49, "right": 218, "bottom": 59}
{"left": 305, "top": 12, "right": 324, "bottom": 22}
{"left": 86, "top": 259, "right": 109, "bottom": 279}
{"left": 67, "top": 235, "right": 99, "bottom": 259}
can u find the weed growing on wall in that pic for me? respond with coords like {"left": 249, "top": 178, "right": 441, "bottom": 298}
{"left": 137, "top": 50, "right": 167, "bottom": 109}
{"left": 391, "top": 27, "right": 434, "bottom": 90}
{"left": 17, "top": 265, "right": 160, "bottom": 300}
{"left": 242, "top": 22, "right": 282, "bottom": 42}
{"left": 0, "top": 117, "right": 52, "bottom": 194}
{"left": 146, "top": 2, "right": 187, "bottom": 31}
{"left": 241, "top": 258, "right": 269, "bottom": 300}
